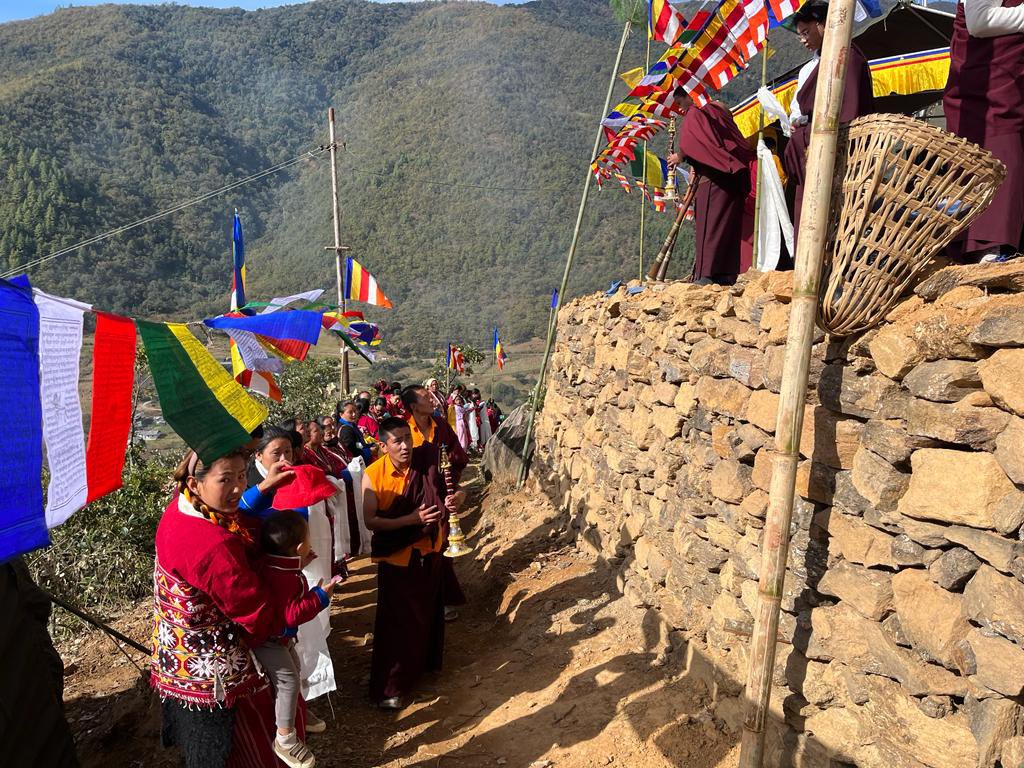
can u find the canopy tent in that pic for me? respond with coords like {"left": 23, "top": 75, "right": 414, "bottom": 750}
{"left": 732, "top": 2, "right": 955, "bottom": 137}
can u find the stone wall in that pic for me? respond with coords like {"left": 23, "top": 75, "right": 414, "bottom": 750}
{"left": 531, "top": 264, "right": 1024, "bottom": 767}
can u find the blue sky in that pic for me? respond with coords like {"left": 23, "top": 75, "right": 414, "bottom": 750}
{"left": 0, "top": 0, "right": 523, "bottom": 24}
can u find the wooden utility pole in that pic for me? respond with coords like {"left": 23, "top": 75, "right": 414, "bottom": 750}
{"left": 327, "top": 107, "right": 350, "bottom": 395}
{"left": 738, "top": 1, "right": 856, "bottom": 765}
{"left": 517, "top": 18, "right": 634, "bottom": 487}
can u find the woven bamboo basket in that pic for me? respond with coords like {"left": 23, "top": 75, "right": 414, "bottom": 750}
{"left": 818, "top": 114, "right": 1006, "bottom": 336}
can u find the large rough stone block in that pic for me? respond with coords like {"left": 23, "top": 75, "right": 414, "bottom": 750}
{"left": 955, "top": 628, "right": 1024, "bottom": 697}
{"left": 709, "top": 460, "right": 752, "bottom": 504}
{"left": 964, "top": 565, "right": 1024, "bottom": 646}
{"left": 689, "top": 337, "right": 732, "bottom": 378}
{"left": 816, "top": 561, "right": 894, "bottom": 620}
{"left": 825, "top": 510, "right": 898, "bottom": 568}
{"left": 727, "top": 346, "right": 766, "bottom": 389}
{"left": 903, "top": 360, "right": 982, "bottom": 402}
{"left": 980, "top": 348, "right": 1024, "bottom": 417}
{"left": 906, "top": 398, "right": 1010, "bottom": 448}
{"left": 818, "top": 365, "right": 907, "bottom": 419}
{"left": 799, "top": 407, "right": 863, "bottom": 469}
{"left": 694, "top": 375, "right": 752, "bottom": 419}
{"left": 898, "top": 449, "right": 1016, "bottom": 529}
{"left": 795, "top": 459, "right": 835, "bottom": 504}
{"left": 744, "top": 389, "right": 779, "bottom": 433}
{"left": 892, "top": 569, "right": 971, "bottom": 670}
{"left": 851, "top": 447, "right": 910, "bottom": 509}
{"left": 807, "top": 603, "right": 972, "bottom": 696}
{"left": 928, "top": 547, "right": 982, "bottom": 591}
{"left": 995, "top": 415, "right": 1024, "bottom": 486}
{"left": 942, "top": 525, "right": 1024, "bottom": 574}
{"left": 860, "top": 418, "right": 939, "bottom": 467}
{"left": 804, "top": 674, "right": 978, "bottom": 768}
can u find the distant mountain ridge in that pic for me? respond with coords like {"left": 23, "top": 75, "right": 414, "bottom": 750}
{"left": 0, "top": 0, "right": 811, "bottom": 354}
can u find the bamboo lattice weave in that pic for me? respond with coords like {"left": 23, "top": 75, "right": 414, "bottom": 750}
{"left": 818, "top": 114, "right": 1006, "bottom": 336}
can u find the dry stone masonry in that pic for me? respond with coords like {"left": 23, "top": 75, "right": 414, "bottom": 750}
{"left": 531, "top": 262, "right": 1024, "bottom": 768}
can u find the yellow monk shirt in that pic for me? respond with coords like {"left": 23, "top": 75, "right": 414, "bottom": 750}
{"left": 366, "top": 452, "right": 441, "bottom": 566}
{"left": 407, "top": 415, "right": 436, "bottom": 448}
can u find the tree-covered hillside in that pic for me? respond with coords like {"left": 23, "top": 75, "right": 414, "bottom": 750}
{"left": 0, "top": 0, "right": 809, "bottom": 356}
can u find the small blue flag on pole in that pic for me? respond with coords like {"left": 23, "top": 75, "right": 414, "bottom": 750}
{"left": 231, "top": 210, "right": 246, "bottom": 311}
{"left": 551, "top": 289, "right": 559, "bottom": 309}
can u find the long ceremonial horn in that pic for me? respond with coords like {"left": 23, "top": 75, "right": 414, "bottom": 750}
{"left": 651, "top": 176, "right": 699, "bottom": 281}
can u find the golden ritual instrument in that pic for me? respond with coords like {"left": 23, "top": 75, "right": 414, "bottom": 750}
{"left": 663, "top": 117, "right": 678, "bottom": 202}
{"left": 440, "top": 443, "right": 473, "bottom": 558}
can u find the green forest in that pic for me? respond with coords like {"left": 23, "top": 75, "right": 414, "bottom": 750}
{"left": 0, "top": 0, "right": 811, "bottom": 357}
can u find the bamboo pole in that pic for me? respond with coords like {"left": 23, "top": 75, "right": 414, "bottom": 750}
{"left": 327, "top": 107, "right": 350, "bottom": 395}
{"left": 516, "top": 19, "right": 634, "bottom": 488}
{"left": 738, "top": 2, "right": 856, "bottom": 766}
{"left": 751, "top": 43, "right": 770, "bottom": 270}
{"left": 639, "top": 33, "right": 651, "bottom": 282}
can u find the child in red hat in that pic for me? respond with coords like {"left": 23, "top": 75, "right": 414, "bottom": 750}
{"left": 253, "top": 508, "right": 342, "bottom": 768}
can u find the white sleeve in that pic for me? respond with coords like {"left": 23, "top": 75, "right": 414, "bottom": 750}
{"left": 964, "top": 0, "right": 1024, "bottom": 38}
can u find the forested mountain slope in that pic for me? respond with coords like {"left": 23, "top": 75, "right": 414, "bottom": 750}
{"left": 0, "top": 0, "right": 808, "bottom": 354}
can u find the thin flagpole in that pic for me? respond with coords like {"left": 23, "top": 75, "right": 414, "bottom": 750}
{"left": 738, "top": 1, "right": 857, "bottom": 764}
{"left": 517, "top": 18, "right": 634, "bottom": 488}
{"left": 327, "top": 107, "right": 350, "bottom": 395}
{"left": 639, "top": 32, "right": 651, "bottom": 282}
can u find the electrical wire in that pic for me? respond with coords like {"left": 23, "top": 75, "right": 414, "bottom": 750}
{"left": 1, "top": 146, "right": 329, "bottom": 279}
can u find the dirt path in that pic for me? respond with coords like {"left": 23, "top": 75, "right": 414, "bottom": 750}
{"left": 63, "top": 467, "right": 739, "bottom": 767}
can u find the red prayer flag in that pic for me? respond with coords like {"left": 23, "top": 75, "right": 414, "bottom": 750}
{"left": 85, "top": 312, "right": 137, "bottom": 503}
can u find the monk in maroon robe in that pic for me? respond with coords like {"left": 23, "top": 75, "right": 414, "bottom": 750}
{"left": 943, "top": 0, "right": 1024, "bottom": 261}
{"left": 783, "top": 1, "right": 875, "bottom": 239}
{"left": 363, "top": 417, "right": 466, "bottom": 709}
{"left": 668, "top": 90, "right": 754, "bottom": 284}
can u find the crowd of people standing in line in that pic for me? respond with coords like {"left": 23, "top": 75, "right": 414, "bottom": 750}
{"left": 150, "top": 379, "right": 503, "bottom": 768}
{"left": 668, "top": 0, "right": 1023, "bottom": 287}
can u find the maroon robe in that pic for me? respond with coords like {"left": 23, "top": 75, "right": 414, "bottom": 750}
{"left": 368, "top": 447, "right": 450, "bottom": 702}
{"left": 943, "top": 0, "right": 1024, "bottom": 257}
{"left": 678, "top": 101, "right": 754, "bottom": 282}
{"left": 784, "top": 45, "right": 875, "bottom": 236}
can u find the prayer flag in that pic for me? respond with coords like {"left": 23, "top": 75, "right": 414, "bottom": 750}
{"left": 0, "top": 279, "right": 47, "bottom": 563}
{"left": 766, "top": 0, "right": 805, "bottom": 24}
{"left": 231, "top": 210, "right": 245, "bottom": 312}
{"left": 138, "top": 321, "right": 268, "bottom": 464}
{"left": 345, "top": 257, "right": 393, "bottom": 308}
{"left": 226, "top": 211, "right": 281, "bottom": 401}
{"left": 205, "top": 310, "right": 325, "bottom": 345}
{"left": 34, "top": 289, "right": 91, "bottom": 528}
{"left": 649, "top": 0, "right": 687, "bottom": 44}
{"left": 551, "top": 289, "right": 559, "bottom": 309}
{"left": 619, "top": 67, "right": 646, "bottom": 89}
{"left": 85, "top": 312, "right": 137, "bottom": 503}
{"left": 493, "top": 327, "right": 508, "bottom": 370}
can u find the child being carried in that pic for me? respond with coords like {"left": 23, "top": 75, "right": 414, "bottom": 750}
{"left": 254, "top": 509, "right": 341, "bottom": 768}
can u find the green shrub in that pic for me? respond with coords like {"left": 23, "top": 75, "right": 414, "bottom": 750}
{"left": 27, "top": 450, "right": 177, "bottom": 638}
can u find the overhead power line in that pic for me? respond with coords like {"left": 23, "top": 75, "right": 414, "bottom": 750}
{"left": 1, "top": 146, "right": 329, "bottom": 279}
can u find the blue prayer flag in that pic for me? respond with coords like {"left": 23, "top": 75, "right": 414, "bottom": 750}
{"left": 231, "top": 210, "right": 246, "bottom": 311}
{"left": 0, "top": 279, "right": 47, "bottom": 564}
{"left": 551, "top": 289, "right": 559, "bottom": 309}
{"left": 205, "top": 309, "right": 325, "bottom": 345}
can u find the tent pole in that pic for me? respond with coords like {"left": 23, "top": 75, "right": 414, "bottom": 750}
{"left": 517, "top": 19, "right": 633, "bottom": 488}
{"left": 737, "top": 1, "right": 856, "bottom": 765}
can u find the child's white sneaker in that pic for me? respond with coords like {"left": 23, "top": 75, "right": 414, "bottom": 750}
{"left": 274, "top": 733, "right": 316, "bottom": 768}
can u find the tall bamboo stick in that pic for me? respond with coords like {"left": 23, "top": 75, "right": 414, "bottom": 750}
{"left": 516, "top": 19, "right": 634, "bottom": 488}
{"left": 639, "top": 33, "right": 651, "bottom": 282}
{"left": 738, "top": 2, "right": 856, "bottom": 766}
